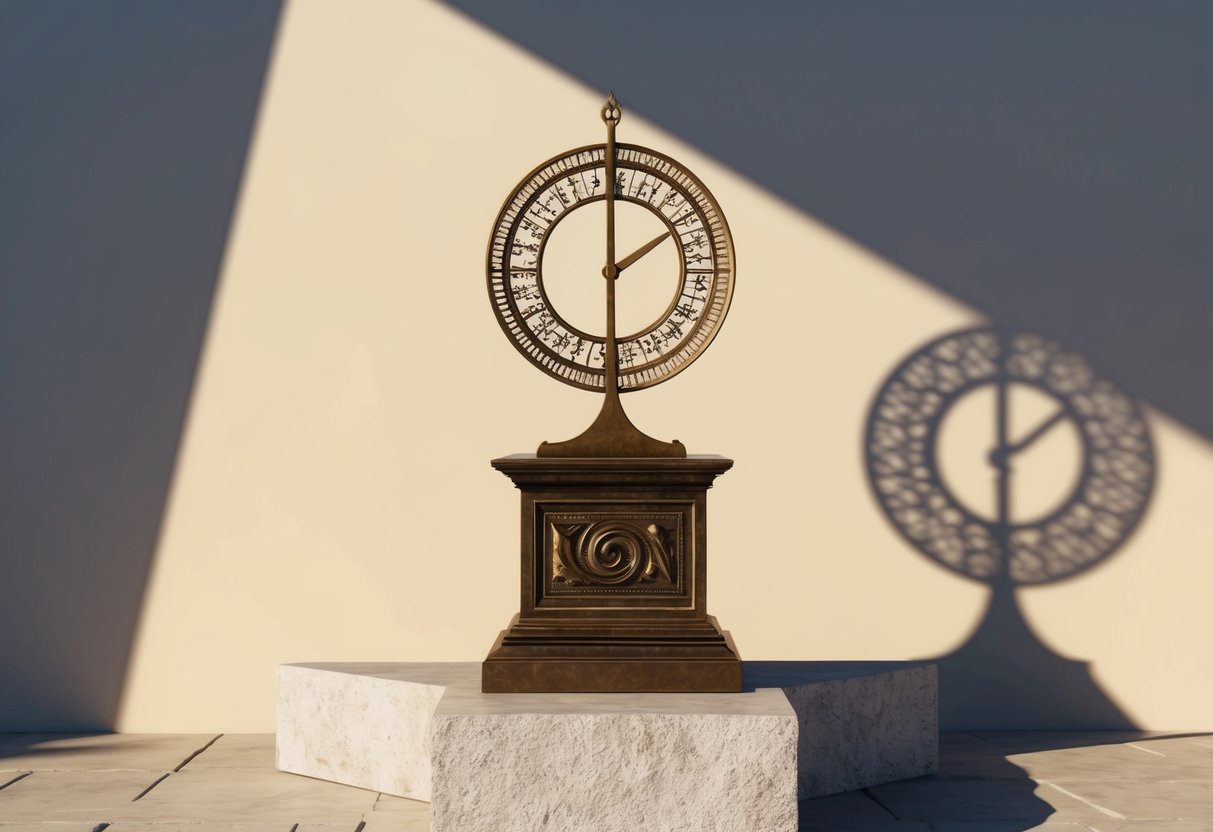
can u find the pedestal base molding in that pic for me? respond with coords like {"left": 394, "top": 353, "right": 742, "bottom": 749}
{"left": 482, "top": 614, "right": 741, "bottom": 692}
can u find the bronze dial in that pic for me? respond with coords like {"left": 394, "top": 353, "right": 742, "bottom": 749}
{"left": 488, "top": 142, "right": 734, "bottom": 392}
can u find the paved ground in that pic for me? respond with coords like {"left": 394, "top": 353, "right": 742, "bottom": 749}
{"left": 0, "top": 731, "right": 1209, "bottom": 830}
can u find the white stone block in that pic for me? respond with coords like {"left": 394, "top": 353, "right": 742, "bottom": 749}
{"left": 748, "top": 662, "right": 939, "bottom": 799}
{"left": 429, "top": 684, "right": 798, "bottom": 832}
{"left": 276, "top": 662, "right": 478, "bottom": 801}
{"left": 276, "top": 661, "right": 938, "bottom": 827}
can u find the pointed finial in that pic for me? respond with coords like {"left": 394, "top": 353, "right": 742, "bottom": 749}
{"left": 601, "top": 93, "right": 622, "bottom": 125}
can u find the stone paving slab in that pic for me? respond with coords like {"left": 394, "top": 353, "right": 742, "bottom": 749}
{"left": 360, "top": 821, "right": 426, "bottom": 832}
{"left": 0, "top": 732, "right": 1209, "bottom": 829}
{"left": 936, "top": 732, "right": 1213, "bottom": 785}
{"left": 106, "top": 825, "right": 300, "bottom": 832}
{"left": 968, "top": 731, "right": 1174, "bottom": 751}
{"left": 1120, "top": 734, "right": 1213, "bottom": 762}
{"left": 798, "top": 824, "right": 928, "bottom": 831}
{"left": 0, "top": 734, "right": 218, "bottom": 772}
{"left": 0, "top": 770, "right": 164, "bottom": 822}
{"left": 1047, "top": 779, "right": 1213, "bottom": 822}
{"left": 117, "top": 769, "right": 379, "bottom": 824}
{"left": 936, "top": 732, "right": 1051, "bottom": 780}
{"left": 183, "top": 734, "right": 276, "bottom": 770}
{"left": 1008, "top": 743, "right": 1213, "bottom": 783}
{"left": 931, "top": 824, "right": 1104, "bottom": 831}
{"left": 798, "top": 790, "right": 912, "bottom": 830}
{"left": 867, "top": 777, "right": 1111, "bottom": 823}
{"left": 362, "top": 794, "right": 430, "bottom": 831}
{"left": 369, "top": 794, "right": 430, "bottom": 817}
{"left": 1093, "top": 823, "right": 1213, "bottom": 831}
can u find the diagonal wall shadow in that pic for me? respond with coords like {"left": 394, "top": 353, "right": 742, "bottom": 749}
{"left": 444, "top": 0, "right": 1213, "bottom": 440}
{"left": 0, "top": 0, "right": 283, "bottom": 729}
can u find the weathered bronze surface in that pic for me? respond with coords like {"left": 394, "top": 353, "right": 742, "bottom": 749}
{"left": 482, "top": 455, "right": 741, "bottom": 692}
{"left": 485, "top": 95, "right": 734, "bottom": 458}
{"left": 482, "top": 97, "right": 741, "bottom": 692}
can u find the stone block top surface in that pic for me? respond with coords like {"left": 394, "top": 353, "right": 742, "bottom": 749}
{"left": 744, "top": 660, "right": 936, "bottom": 689}
{"left": 284, "top": 661, "right": 798, "bottom": 717}
{"left": 280, "top": 662, "right": 479, "bottom": 688}
{"left": 281, "top": 661, "right": 942, "bottom": 718}
{"left": 437, "top": 681, "right": 796, "bottom": 717}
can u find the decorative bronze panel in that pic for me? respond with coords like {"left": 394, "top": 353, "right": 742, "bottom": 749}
{"left": 534, "top": 500, "right": 695, "bottom": 610}
{"left": 545, "top": 512, "right": 683, "bottom": 594}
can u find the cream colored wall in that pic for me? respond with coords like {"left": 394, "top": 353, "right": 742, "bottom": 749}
{"left": 116, "top": 0, "right": 1213, "bottom": 731}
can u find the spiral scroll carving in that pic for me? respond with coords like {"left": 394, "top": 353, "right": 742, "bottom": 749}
{"left": 552, "top": 520, "right": 675, "bottom": 587}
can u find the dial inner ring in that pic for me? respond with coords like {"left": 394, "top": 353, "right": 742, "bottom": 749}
{"left": 534, "top": 193, "right": 689, "bottom": 344}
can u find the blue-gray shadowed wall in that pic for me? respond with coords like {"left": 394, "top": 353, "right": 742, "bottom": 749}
{"left": 0, "top": 0, "right": 283, "bottom": 730}
{"left": 446, "top": 0, "right": 1212, "bottom": 439}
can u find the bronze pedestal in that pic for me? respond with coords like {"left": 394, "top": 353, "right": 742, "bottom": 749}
{"left": 482, "top": 454, "right": 741, "bottom": 693}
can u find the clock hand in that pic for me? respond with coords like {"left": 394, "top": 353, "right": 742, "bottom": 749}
{"left": 615, "top": 231, "right": 672, "bottom": 274}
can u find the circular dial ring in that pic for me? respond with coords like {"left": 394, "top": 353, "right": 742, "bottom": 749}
{"left": 487, "top": 142, "right": 734, "bottom": 392}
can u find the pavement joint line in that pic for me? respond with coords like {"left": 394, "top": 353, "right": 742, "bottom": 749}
{"left": 1125, "top": 742, "right": 1167, "bottom": 757}
{"left": 173, "top": 732, "right": 224, "bottom": 771}
{"left": 131, "top": 770, "right": 173, "bottom": 801}
{"left": 859, "top": 786, "right": 899, "bottom": 819}
{"left": 963, "top": 731, "right": 994, "bottom": 744}
{"left": 1038, "top": 780, "right": 1127, "bottom": 820}
{"left": 0, "top": 770, "right": 32, "bottom": 791}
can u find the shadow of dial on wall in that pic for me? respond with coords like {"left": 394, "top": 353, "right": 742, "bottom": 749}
{"left": 865, "top": 327, "right": 1155, "bottom": 728}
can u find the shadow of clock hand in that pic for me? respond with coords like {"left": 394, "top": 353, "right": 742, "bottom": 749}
{"left": 990, "top": 408, "right": 1069, "bottom": 469}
